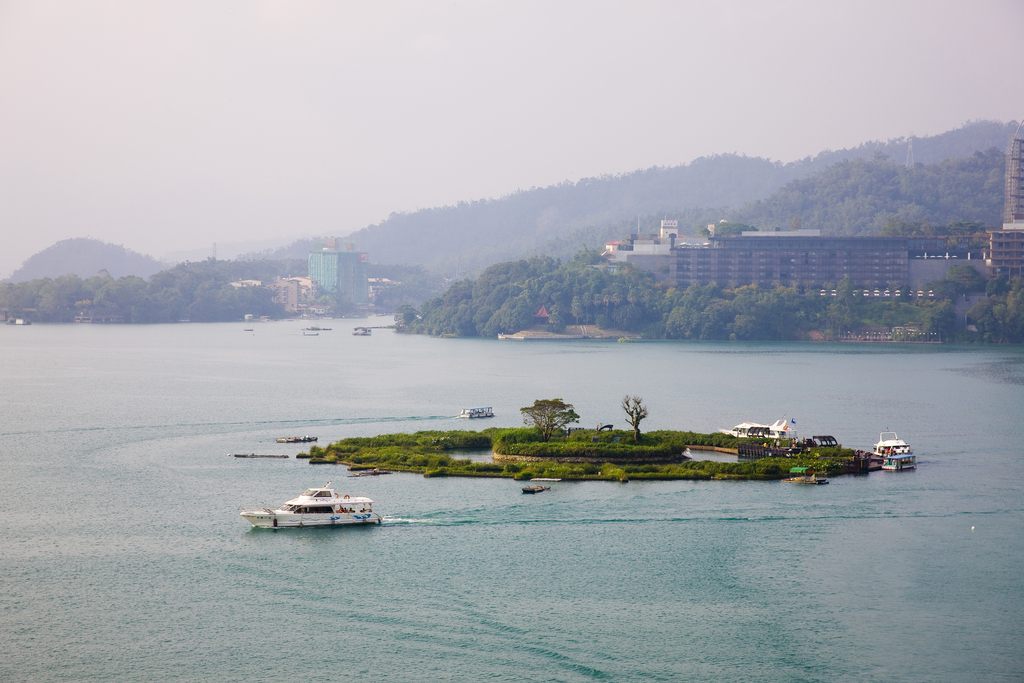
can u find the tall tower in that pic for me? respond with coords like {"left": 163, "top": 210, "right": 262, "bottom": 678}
{"left": 1005, "top": 122, "right": 1024, "bottom": 225}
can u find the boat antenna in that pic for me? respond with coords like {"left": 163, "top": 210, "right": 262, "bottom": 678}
{"left": 324, "top": 481, "right": 331, "bottom": 488}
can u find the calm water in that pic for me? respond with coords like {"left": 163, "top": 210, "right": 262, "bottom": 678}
{"left": 1, "top": 321, "right": 1021, "bottom": 682}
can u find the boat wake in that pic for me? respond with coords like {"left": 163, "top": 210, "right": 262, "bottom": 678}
{"left": 1, "top": 414, "right": 456, "bottom": 438}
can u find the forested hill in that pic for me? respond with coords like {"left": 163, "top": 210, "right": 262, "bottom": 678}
{"left": 729, "top": 148, "right": 1005, "bottom": 235}
{"left": 346, "top": 120, "right": 1016, "bottom": 275}
{"left": 6, "top": 238, "right": 168, "bottom": 283}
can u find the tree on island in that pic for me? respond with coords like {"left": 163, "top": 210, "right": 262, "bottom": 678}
{"left": 622, "top": 395, "right": 648, "bottom": 442}
{"left": 520, "top": 399, "right": 580, "bottom": 442}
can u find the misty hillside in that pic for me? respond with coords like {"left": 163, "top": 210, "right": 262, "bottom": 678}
{"left": 730, "top": 148, "right": 1005, "bottom": 234}
{"left": 522, "top": 148, "right": 1007, "bottom": 265}
{"left": 5, "top": 238, "right": 168, "bottom": 284}
{"left": 345, "top": 120, "right": 1016, "bottom": 275}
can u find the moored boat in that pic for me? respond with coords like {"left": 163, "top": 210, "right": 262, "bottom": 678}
{"left": 873, "top": 431, "right": 913, "bottom": 457}
{"left": 521, "top": 485, "right": 551, "bottom": 494}
{"left": 720, "top": 417, "right": 798, "bottom": 441}
{"left": 882, "top": 453, "right": 916, "bottom": 471}
{"left": 276, "top": 436, "right": 318, "bottom": 443}
{"left": 241, "top": 482, "right": 382, "bottom": 528}
{"left": 783, "top": 467, "right": 828, "bottom": 484}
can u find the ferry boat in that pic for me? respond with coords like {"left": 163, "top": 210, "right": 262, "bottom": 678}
{"left": 459, "top": 407, "right": 494, "bottom": 418}
{"left": 874, "top": 431, "right": 915, "bottom": 470}
{"left": 720, "top": 417, "right": 798, "bottom": 441}
{"left": 352, "top": 327, "right": 371, "bottom": 335}
{"left": 783, "top": 467, "right": 829, "bottom": 484}
{"left": 240, "top": 483, "right": 382, "bottom": 528}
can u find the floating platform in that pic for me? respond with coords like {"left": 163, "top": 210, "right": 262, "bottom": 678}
{"left": 232, "top": 454, "right": 289, "bottom": 459}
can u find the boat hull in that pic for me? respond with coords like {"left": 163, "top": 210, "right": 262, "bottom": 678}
{"left": 241, "top": 512, "right": 382, "bottom": 528}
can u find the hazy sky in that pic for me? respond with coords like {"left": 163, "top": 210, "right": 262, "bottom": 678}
{"left": 1, "top": 0, "right": 1022, "bottom": 278}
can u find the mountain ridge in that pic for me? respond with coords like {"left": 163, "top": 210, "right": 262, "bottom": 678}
{"left": 344, "top": 120, "right": 1017, "bottom": 276}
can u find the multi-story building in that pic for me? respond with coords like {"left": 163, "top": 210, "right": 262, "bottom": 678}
{"left": 668, "top": 231, "right": 911, "bottom": 289}
{"left": 266, "top": 279, "right": 299, "bottom": 310}
{"left": 286, "top": 276, "right": 317, "bottom": 300}
{"left": 307, "top": 244, "right": 369, "bottom": 304}
{"left": 985, "top": 229, "right": 1024, "bottom": 279}
{"left": 985, "top": 126, "right": 1024, "bottom": 278}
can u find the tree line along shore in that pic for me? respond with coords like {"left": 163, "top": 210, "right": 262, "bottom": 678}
{"left": 299, "top": 428, "right": 857, "bottom": 482}
{"left": 395, "top": 250, "right": 1023, "bottom": 343}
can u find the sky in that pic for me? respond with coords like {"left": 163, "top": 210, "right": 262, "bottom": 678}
{"left": 1, "top": 0, "right": 1022, "bottom": 278}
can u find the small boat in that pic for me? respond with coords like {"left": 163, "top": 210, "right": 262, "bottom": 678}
{"left": 241, "top": 482, "right": 382, "bottom": 528}
{"left": 459, "top": 407, "right": 494, "bottom": 418}
{"left": 276, "top": 436, "right": 318, "bottom": 443}
{"left": 303, "top": 332, "right": 319, "bottom": 336}
{"left": 352, "top": 327, "right": 371, "bottom": 336}
{"left": 882, "top": 453, "right": 916, "bottom": 471}
{"left": 243, "top": 328, "right": 254, "bottom": 331}
{"left": 349, "top": 468, "right": 392, "bottom": 477}
{"left": 873, "top": 431, "right": 913, "bottom": 456}
{"left": 232, "top": 453, "right": 289, "bottom": 459}
{"left": 720, "top": 417, "right": 798, "bottom": 441}
{"left": 783, "top": 467, "right": 829, "bottom": 484}
{"left": 876, "top": 431, "right": 916, "bottom": 471}
{"left": 522, "top": 485, "right": 551, "bottom": 494}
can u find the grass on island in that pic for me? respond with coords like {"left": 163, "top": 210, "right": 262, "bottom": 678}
{"left": 301, "top": 428, "right": 856, "bottom": 481}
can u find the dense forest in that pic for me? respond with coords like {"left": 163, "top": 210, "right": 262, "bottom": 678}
{"left": 729, "top": 149, "right": 1006, "bottom": 236}
{"left": 0, "top": 256, "right": 452, "bottom": 323}
{"left": 398, "top": 251, "right": 1024, "bottom": 343}
{"left": 0, "top": 259, "right": 306, "bottom": 323}
{"left": 346, "top": 121, "right": 1017, "bottom": 276}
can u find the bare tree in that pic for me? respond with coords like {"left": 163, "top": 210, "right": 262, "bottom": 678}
{"left": 621, "top": 395, "right": 648, "bottom": 442}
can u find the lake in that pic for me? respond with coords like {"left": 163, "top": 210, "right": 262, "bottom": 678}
{"left": 1, "top": 320, "right": 1021, "bottom": 682}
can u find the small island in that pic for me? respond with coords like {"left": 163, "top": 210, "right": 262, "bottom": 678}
{"left": 300, "top": 427, "right": 858, "bottom": 482}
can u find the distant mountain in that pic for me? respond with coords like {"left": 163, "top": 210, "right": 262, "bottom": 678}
{"left": 164, "top": 236, "right": 310, "bottom": 264}
{"left": 235, "top": 238, "right": 319, "bottom": 262}
{"left": 343, "top": 120, "right": 1017, "bottom": 276}
{"left": 5, "top": 238, "right": 168, "bottom": 283}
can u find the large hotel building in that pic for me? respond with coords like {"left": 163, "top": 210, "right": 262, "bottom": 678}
{"left": 671, "top": 231, "right": 909, "bottom": 289}
{"left": 606, "top": 227, "right": 978, "bottom": 290}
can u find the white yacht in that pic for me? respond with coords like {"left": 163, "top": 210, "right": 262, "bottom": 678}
{"left": 874, "top": 432, "right": 915, "bottom": 470}
{"left": 720, "top": 417, "right": 798, "bottom": 441}
{"left": 241, "top": 483, "right": 382, "bottom": 528}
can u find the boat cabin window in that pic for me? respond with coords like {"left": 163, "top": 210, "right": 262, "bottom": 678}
{"left": 314, "top": 491, "right": 332, "bottom": 498}
{"left": 297, "top": 506, "right": 335, "bottom": 514}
